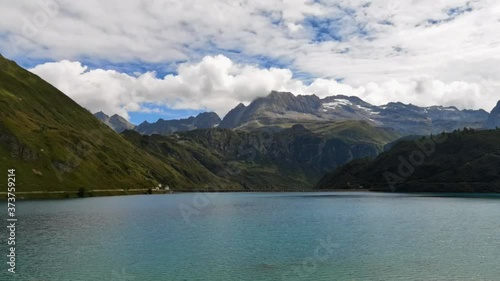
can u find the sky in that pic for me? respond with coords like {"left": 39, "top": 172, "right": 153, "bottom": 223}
{"left": 1, "top": 0, "right": 499, "bottom": 124}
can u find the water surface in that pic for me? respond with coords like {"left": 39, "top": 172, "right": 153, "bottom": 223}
{"left": 2, "top": 192, "right": 499, "bottom": 280}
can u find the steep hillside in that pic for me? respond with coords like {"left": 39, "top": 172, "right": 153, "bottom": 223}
{"left": 316, "top": 129, "right": 500, "bottom": 192}
{"left": 0, "top": 55, "right": 229, "bottom": 196}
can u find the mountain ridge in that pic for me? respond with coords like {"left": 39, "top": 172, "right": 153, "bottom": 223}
{"left": 485, "top": 101, "right": 500, "bottom": 129}
{"left": 135, "top": 112, "right": 221, "bottom": 135}
{"left": 93, "top": 111, "right": 136, "bottom": 133}
{"left": 220, "top": 91, "right": 490, "bottom": 135}
{"left": 95, "top": 91, "right": 495, "bottom": 138}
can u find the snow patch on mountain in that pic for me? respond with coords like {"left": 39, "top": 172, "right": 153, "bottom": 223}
{"left": 322, "top": 99, "right": 353, "bottom": 110}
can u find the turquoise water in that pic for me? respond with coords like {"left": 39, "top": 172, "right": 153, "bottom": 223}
{"left": 2, "top": 192, "right": 500, "bottom": 281}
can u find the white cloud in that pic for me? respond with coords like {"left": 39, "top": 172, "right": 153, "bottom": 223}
{"left": 2, "top": 0, "right": 498, "bottom": 117}
{"left": 29, "top": 55, "right": 499, "bottom": 120}
{"left": 29, "top": 60, "right": 138, "bottom": 118}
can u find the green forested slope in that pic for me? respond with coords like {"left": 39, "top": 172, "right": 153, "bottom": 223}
{"left": 316, "top": 129, "right": 500, "bottom": 192}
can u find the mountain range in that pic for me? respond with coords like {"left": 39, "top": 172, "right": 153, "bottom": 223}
{"left": 135, "top": 112, "right": 221, "bottom": 135}
{"left": 94, "top": 111, "right": 221, "bottom": 135}
{"left": 1, "top": 53, "right": 499, "bottom": 197}
{"left": 219, "top": 91, "right": 490, "bottom": 135}
{"left": 95, "top": 91, "right": 494, "bottom": 137}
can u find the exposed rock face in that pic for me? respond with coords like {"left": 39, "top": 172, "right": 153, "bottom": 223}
{"left": 220, "top": 91, "right": 490, "bottom": 135}
{"left": 93, "top": 112, "right": 135, "bottom": 133}
{"left": 0, "top": 125, "right": 38, "bottom": 161}
{"left": 192, "top": 112, "right": 222, "bottom": 129}
{"left": 135, "top": 112, "right": 221, "bottom": 135}
{"left": 220, "top": 91, "right": 322, "bottom": 128}
{"left": 219, "top": 103, "right": 248, "bottom": 128}
{"left": 485, "top": 101, "right": 500, "bottom": 129}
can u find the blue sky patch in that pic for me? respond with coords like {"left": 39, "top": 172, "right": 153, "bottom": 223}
{"left": 304, "top": 17, "right": 344, "bottom": 43}
{"left": 129, "top": 106, "right": 206, "bottom": 125}
{"left": 447, "top": 5, "right": 473, "bottom": 18}
{"left": 426, "top": 3, "right": 473, "bottom": 26}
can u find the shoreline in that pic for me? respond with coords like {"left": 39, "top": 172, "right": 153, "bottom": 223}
{"left": 2, "top": 188, "right": 499, "bottom": 200}
{"left": 0, "top": 189, "right": 369, "bottom": 200}
{"left": 0, "top": 188, "right": 371, "bottom": 200}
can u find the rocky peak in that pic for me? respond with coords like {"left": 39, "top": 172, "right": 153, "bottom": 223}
{"left": 233, "top": 103, "right": 246, "bottom": 110}
{"left": 93, "top": 112, "right": 135, "bottom": 133}
{"left": 94, "top": 111, "right": 109, "bottom": 120}
{"left": 268, "top": 90, "right": 294, "bottom": 99}
{"left": 485, "top": 101, "right": 500, "bottom": 129}
{"left": 492, "top": 101, "right": 500, "bottom": 114}
{"left": 256, "top": 91, "right": 320, "bottom": 114}
{"left": 134, "top": 112, "right": 221, "bottom": 135}
{"left": 219, "top": 103, "right": 248, "bottom": 128}
{"left": 193, "top": 112, "right": 221, "bottom": 129}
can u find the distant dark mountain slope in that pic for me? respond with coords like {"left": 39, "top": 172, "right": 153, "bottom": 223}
{"left": 220, "top": 91, "right": 489, "bottom": 135}
{"left": 316, "top": 129, "right": 500, "bottom": 192}
{"left": 124, "top": 121, "right": 400, "bottom": 190}
{"left": 127, "top": 118, "right": 400, "bottom": 191}
{"left": 135, "top": 112, "right": 221, "bottom": 135}
{"left": 94, "top": 111, "right": 135, "bottom": 133}
{"left": 485, "top": 101, "right": 500, "bottom": 129}
{"left": 0, "top": 54, "right": 229, "bottom": 194}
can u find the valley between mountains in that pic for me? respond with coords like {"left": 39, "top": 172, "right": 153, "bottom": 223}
{"left": 1, "top": 54, "right": 499, "bottom": 198}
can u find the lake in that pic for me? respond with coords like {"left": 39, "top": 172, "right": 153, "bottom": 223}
{"left": 2, "top": 192, "right": 500, "bottom": 281}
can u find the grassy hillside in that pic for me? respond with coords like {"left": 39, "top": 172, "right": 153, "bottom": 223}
{"left": 238, "top": 119, "right": 401, "bottom": 150}
{"left": 300, "top": 120, "right": 400, "bottom": 145}
{"left": 121, "top": 130, "right": 241, "bottom": 190}
{"left": 0, "top": 55, "right": 229, "bottom": 197}
{"left": 123, "top": 129, "right": 316, "bottom": 191}
{"left": 316, "top": 128, "right": 500, "bottom": 192}
{"left": 238, "top": 118, "right": 398, "bottom": 138}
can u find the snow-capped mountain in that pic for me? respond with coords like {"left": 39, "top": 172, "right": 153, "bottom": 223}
{"left": 220, "top": 91, "right": 490, "bottom": 135}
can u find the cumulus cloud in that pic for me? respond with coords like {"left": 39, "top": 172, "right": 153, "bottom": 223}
{"left": 9, "top": 0, "right": 499, "bottom": 118}
{"left": 29, "top": 60, "right": 139, "bottom": 118}
{"left": 29, "top": 55, "right": 499, "bottom": 120}
{"left": 3, "top": 1, "right": 500, "bottom": 83}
